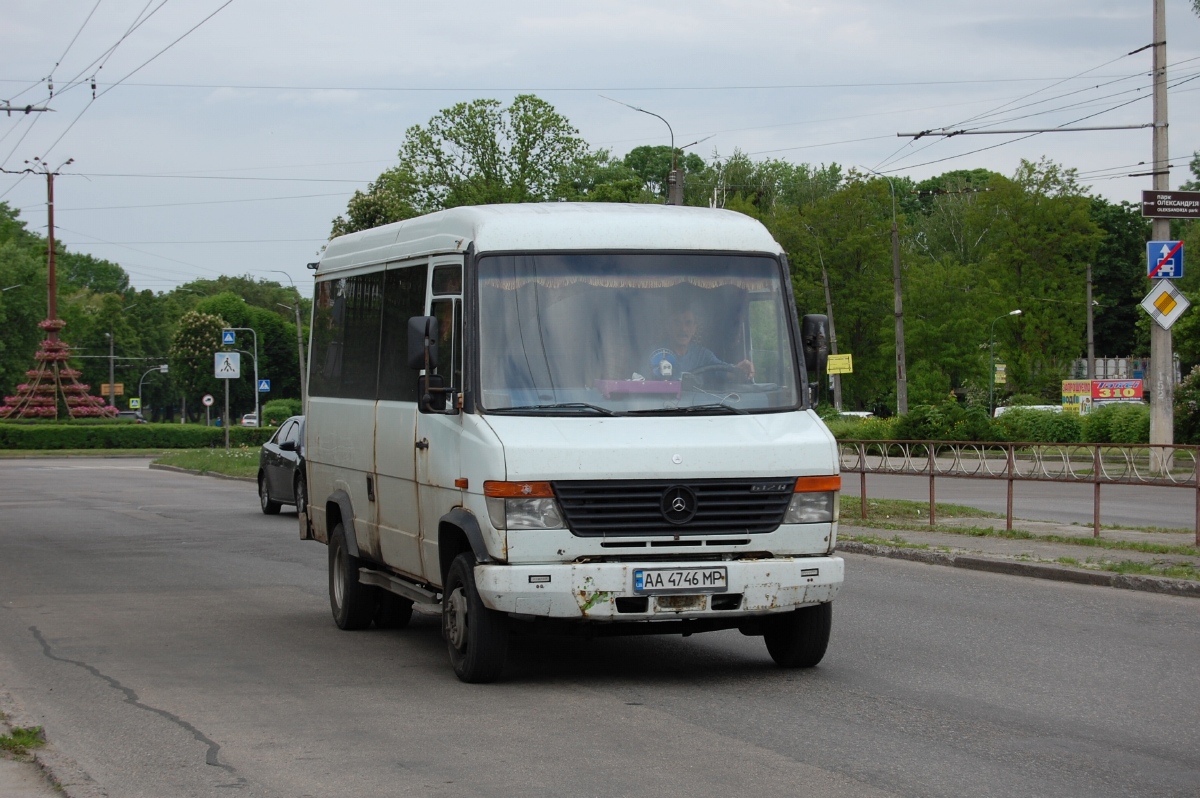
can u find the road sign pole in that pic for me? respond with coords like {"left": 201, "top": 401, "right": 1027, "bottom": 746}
{"left": 224, "top": 379, "right": 230, "bottom": 450}
{"left": 1150, "top": 0, "right": 1173, "bottom": 470}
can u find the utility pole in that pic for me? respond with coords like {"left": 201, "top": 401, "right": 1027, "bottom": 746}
{"left": 1086, "top": 264, "right": 1096, "bottom": 380}
{"left": 805, "top": 224, "right": 841, "bottom": 411}
{"left": 107, "top": 331, "right": 115, "bottom": 407}
{"left": 1150, "top": 0, "right": 1173, "bottom": 463}
{"left": 891, "top": 211, "right": 907, "bottom": 414}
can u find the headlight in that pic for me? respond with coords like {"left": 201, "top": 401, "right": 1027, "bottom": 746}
{"left": 784, "top": 492, "right": 837, "bottom": 523}
{"left": 484, "top": 481, "right": 565, "bottom": 530}
{"left": 783, "top": 475, "right": 841, "bottom": 524}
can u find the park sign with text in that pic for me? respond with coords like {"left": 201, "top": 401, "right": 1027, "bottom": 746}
{"left": 1142, "top": 190, "right": 1200, "bottom": 219}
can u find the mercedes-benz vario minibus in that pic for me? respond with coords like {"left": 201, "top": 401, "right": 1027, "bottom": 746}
{"left": 301, "top": 203, "right": 843, "bottom": 683}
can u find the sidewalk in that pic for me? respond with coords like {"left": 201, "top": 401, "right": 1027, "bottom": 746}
{"left": 837, "top": 515, "right": 1200, "bottom": 598}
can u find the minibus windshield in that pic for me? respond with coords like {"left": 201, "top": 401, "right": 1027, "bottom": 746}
{"left": 477, "top": 253, "right": 801, "bottom": 414}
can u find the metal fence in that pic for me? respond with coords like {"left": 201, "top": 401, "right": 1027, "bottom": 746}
{"left": 839, "top": 440, "right": 1200, "bottom": 545}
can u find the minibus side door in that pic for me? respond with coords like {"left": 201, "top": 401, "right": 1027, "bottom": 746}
{"left": 372, "top": 260, "right": 428, "bottom": 581}
{"left": 415, "top": 261, "right": 464, "bottom": 583}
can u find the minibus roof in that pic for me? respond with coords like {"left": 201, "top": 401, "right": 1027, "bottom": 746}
{"left": 318, "top": 203, "right": 783, "bottom": 273}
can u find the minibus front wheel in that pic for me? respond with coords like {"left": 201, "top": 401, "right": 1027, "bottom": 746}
{"left": 763, "top": 601, "right": 832, "bottom": 668}
{"left": 443, "top": 553, "right": 509, "bottom": 683}
{"left": 329, "top": 523, "right": 376, "bottom": 630}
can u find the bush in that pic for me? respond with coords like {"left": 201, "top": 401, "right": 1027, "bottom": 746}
{"left": 261, "top": 398, "right": 302, "bottom": 427}
{"left": 993, "top": 408, "right": 1083, "bottom": 443}
{"left": 891, "top": 404, "right": 1003, "bottom": 442}
{"left": 1083, "top": 403, "right": 1150, "bottom": 444}
{"left": 0, "top": 423, "right": 274, "bottom": 450}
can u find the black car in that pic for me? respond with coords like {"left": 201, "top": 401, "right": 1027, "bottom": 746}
{"left": 258, "top": 415, "right": 306, "bottom": 515}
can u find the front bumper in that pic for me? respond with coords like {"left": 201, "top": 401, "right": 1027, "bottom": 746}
{"left": 474, "top": 557, "right": 843, "bottom": 620}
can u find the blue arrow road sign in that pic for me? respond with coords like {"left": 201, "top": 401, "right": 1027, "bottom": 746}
{"left": 257, "top": 379, "right": 271, "bottom": 392}
{"left": 221, "top": 330, "right": 236, "bottom": 345}
{"left": 1147, "top": 240, "right": 1183, "bottom": 279}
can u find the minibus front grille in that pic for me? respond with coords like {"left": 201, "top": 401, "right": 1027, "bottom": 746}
{"left": 552, "top": 479, "right": 793, "bottom": 537}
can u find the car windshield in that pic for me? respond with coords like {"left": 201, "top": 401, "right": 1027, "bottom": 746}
{"left": 477, "top": 253, "right": 801, "bottom": 415}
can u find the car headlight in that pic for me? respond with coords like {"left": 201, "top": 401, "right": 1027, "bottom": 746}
{"left": 783, "top": 475, "right": 841, "bottom": 524}
{"left": 484, "top": 481, "right": 565, "bottom": 530}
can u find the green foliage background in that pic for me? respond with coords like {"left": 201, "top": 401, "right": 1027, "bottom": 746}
{"left": 4, "top": 94, "right": 1199, "bottom": 428}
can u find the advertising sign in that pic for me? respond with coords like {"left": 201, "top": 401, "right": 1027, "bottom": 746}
{"left": 827, "top": 354, "right": 853, "bottom": 374}
{"left": 994, "top": 363, "right": 1006, "bottom": 384}
{"left": 1091, "top": 379, "right": 1143, "bottom": 401}
{"left": 1061, "top": 380, "right": 1092, "bottom": 414}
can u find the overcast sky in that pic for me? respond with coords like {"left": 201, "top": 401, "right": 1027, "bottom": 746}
{"left": 2, "top": 0, "right": 1199, "bottom": 297}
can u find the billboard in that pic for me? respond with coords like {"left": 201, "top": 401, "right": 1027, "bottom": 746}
{"left": 1061, "top": 380, "right": 1092, "bottom": 414}
{"left": 1092, "top": 379, "right": 1143, "bottom": 401}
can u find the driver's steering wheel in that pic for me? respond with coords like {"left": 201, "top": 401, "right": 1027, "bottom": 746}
{"left": 685, "top": 363, "right": 747, "bottom": 390}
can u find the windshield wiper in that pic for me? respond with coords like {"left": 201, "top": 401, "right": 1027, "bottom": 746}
{"left": 628, "top": 403, "right": 748, "bottom": 415}
{"left": 490, "top": 402, "right": 620, "bottom": 416}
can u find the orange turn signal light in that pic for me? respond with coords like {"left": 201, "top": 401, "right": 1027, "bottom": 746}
{"left": 794, "top": 475, "right": 841, "bottom": 492}
{"left": 483, "top": 480, "right": 555, "bottom": 498}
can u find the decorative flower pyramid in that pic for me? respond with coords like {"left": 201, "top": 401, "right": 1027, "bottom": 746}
{"left": 0, "top": 318, "right": 115, "bottom": 419}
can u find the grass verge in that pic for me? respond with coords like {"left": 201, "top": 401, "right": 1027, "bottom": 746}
{"left": 841, "top": 496, "right": 1198, "bottom": 557}
{"left": 0, "top": 726, "right": 45, "bottom": 757}
{"left": 0, "top": 448, "right": 170, "bottom": 457}
{"left": 152, "top": 447, "right": 259, "bottom": 479}
{"left": 1054, "top": 556, "right": 1200, "bottom": 581}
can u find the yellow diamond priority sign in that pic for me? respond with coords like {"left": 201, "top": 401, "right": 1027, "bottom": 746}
{"left": 1140, "top": 282, "right": 1190, "bottom": 330}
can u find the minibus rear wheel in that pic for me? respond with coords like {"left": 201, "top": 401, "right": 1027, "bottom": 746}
{"left": 763, "top": 602, "right": 832, "bottom": 668}
{"left": 443, "top": 553, "right": 509, "bottom": 683}
{"left": 329, "top": 523, "right": 376, "bottom": 630}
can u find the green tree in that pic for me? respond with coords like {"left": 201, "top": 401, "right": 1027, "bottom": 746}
{"left": 169, "top": 311, "right": 228, "bottom": 416}
{"left": 1087, "top": 198, "right": 1148, "bottom": 358}
{"left": 974, "top": 160, "right": 1103, "bottom": 398}
{"left": 332, "top": 95, "right": 593, "bottom": 236}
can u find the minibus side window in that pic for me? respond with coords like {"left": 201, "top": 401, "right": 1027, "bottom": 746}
{"left": 432, "top": 265, "right": 461, "bottom": 296}
{"left": 430, "top": 298, "right": 461, "bottom": 389}
{"left": 379, "top": 264, "right": 430, "bottom": 402}
{"left": 309, "top": 274, "right": 384, "bottom": 399}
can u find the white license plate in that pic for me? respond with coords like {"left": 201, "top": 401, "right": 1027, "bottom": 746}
{"left": 634, "top": 567, "right": 728, "bottom": 594}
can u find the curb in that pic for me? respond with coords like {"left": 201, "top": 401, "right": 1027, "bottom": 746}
{"left": 147, "top": 463, "right": 256, "bottom": 483}
{"left": 0, "top": 690, "right": 106, "bottom": 798}
{"left": 836, "top": 540, "right": 1200, "bottom": 599}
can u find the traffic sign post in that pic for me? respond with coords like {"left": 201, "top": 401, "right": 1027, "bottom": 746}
{"left": 222, "top": 327, "right": 259, "bottom": 441}
{"left": 1140, "top": 282, "right": 1191, "bottom": 330}
{"left": 257, "top": 379, "right": 271, "bottom": 393}
{"left": 202, "top": 393, "right": 215, "bottom": 427}
{"left": 214, "top": 352, "right": 240, "bottom": 449}
{"left": 1147, "top": 241, "right": 1183, "bottom": 279}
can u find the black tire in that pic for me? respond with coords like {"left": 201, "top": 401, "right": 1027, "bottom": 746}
{"left": 293, "top": 473, "right": 307, "bottom": 515}
{"left": 258, "top": 473, "right": 281, "bottom": 515}
{"left": 328, "top": 523, "right": 376, "bottom": 630}
{"left": 442, "top": 552, "right": 509, "bottom": 683}
{"left": 374, "top": 592, "right": 414, "bottom": 629}
{"left": 763, "top": 602, "right": 832, "bottom": 668}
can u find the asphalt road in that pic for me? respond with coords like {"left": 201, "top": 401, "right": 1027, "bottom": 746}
{"left": 845, "top": 472, "right": 1196, "bottom": 529}
{"left": 0, "top": 458, "right": 1196, "bottom": 798}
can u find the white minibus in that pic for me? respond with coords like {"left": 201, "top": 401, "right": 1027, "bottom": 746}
{"left": 301, "top": 203, "right": 843, "bottom": 682}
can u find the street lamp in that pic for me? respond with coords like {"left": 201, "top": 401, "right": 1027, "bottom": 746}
{"left": 990, "top": 309, "right": 1022, "bottom": 416}
{"left": 105, "top": 302, "right": 139, "bottom": 407}
{"left": 137, "top": 364, "right": 168, "bottom": 418}
{"left": 271, "top": 269, "right": 308, "bottom": 413}
{"left": 601, "top": 96, "right": 685, "bottom": 205}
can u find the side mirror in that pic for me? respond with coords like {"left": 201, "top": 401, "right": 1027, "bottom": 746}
{"left": 407, "top": 316, "right": 439, "bottom": 371}
{"left": 279, "top": 440, "right": 297, "bottom": 452}
{"left": 801, "top": 314, "right": 829, "bottom": 375}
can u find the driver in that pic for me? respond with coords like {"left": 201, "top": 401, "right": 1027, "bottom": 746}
{"left": 651, "top": 308, "right": 754, "bottom": 381}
